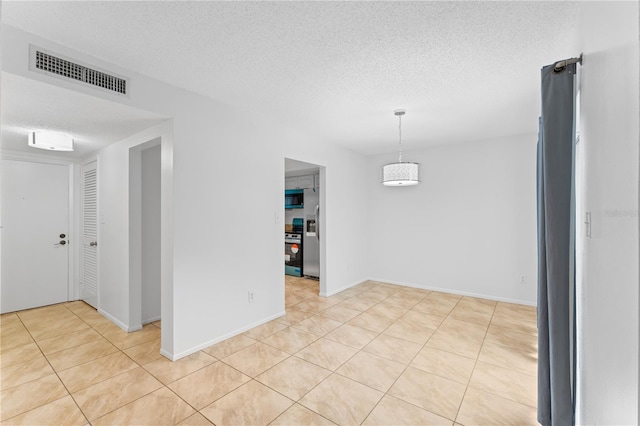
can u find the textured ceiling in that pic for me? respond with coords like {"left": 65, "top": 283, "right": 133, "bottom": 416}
{"left": 1, "top": 73, "right": 167, "bottom": 158}
{"left": 1, "top": 1, "right": 580, "bottom": 156}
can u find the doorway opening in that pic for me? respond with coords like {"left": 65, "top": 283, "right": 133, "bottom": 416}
{"left": 129, "top": 139, "right": 162, "bottom": 329}
{"left": 284, "top": 158, "right": 326, "bottom": 309}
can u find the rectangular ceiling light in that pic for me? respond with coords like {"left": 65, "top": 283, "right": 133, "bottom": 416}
{"left": 28, "top": 131, "right": 74, "bottom": 151}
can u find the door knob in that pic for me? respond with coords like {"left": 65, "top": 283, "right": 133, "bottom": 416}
{"left": 54, "top": 240, "right": 67, "bottom": 246}
{"left": 89, "top": 241, "right": 98, "bottom": 247}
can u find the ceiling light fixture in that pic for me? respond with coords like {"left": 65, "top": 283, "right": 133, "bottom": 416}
{"left": 382, "top": 109, "right": 420, "bottom": 186}
{"left": 28, "top": 131, "right": 74, "bottom": 151}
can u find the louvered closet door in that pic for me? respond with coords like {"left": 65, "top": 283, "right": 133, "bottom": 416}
{"left": 80, "top": 161, "right": 98, "bottom": 308}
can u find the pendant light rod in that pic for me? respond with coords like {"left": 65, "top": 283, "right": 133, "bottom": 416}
{"left": 395, "top": 109, "right": 405, "bottom": 162}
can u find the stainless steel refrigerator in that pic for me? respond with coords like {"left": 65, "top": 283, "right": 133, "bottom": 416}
{"left": 303, "top": 188, "right": 320, "bottom": 278}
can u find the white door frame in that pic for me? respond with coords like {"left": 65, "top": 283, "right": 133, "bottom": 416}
{"left": 1, "top": 151, "right": 79, "bottom": 303}
{"left": 128, "top": 137, "right": 162, "bottom": 330}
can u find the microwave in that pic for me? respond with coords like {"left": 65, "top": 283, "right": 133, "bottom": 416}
{"left": 285, "top": 189, "right": 304, "bottom": 209}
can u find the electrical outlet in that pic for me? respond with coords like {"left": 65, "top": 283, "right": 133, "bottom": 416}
{"left": 248, "top": 291, "right": 255, "bottom": 303}
{"left": 520, "top": 276, "right": 526, "bottom": 284}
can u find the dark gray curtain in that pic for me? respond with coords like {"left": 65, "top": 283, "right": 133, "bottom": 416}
{"left": 537, "top": 62, "right": 577, "bottom": 426}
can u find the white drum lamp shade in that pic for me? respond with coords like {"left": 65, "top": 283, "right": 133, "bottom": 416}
{"left": 382, "top": 162, "right": 420, "bottom": 186}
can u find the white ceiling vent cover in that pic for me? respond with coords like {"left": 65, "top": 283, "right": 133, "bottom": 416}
{"left": 29, "top": 46, "right": 128, "bottom": 96}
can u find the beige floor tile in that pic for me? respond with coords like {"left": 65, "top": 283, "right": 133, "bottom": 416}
{"left": 15, "top": 305, "right": 69, "bottom": 323}
{"left": 388, "top": 367, "right": 466, "bottom": 421}
{"left": 478, "top": 342, "right": 537, "bottom": 376}
{"left": 274, "top": 307, "right": 315, "bottom": 326}
{"left": 448, "top": 305, "right": 494, "bottom": 326}
{"left": 243, "top": 320, "right": 288, "bottom": 340}
{"left": 256, "top": 356, "right": 331, "bottom": 400}
{"left": 46, "top": 338, "right": 118, "bottom": 372}
{"left": 411, "top": 347, "right": 476, "bottom": 384}
{"left": 0, "top": 341, "right": 43, "bottom": 368}
{"left": 386, "top": 293, "right": 424, "bottom": 309}
{"left": 200, "top": 380, "right": 293, "bottom": 426}
{"left": 202, "top": 334, "right": 257, "bottom": 359}
{"left": 1, "top": 395, "right": 87, "bottom": 426}
{"left": 293, "top": 299, "right": 328, "bottom": 313}
{"left": 58, "top": 351, "right": 139, "bottom": 393}
{"left": 426, "top": 330, "right": 483, "bottom": 359}
{"left": 358, "top": 292, "right": 389, "bottom": 305}
{"left": 468, "top": 361, "right": 537, "bottom": 407}
{"left": 400, "top": 310, "right": 446, "bottom": 329}
{"left": 412, "top": 298, "right": 458, "bottom": 316}
{"left": 426, "top": 291, "right": 462, "bottom": 304}
{"left": 347, "top": 312, "right": 395, "bottom": 333}
{"left": 64, "top": 300, "right": 91, "bottom": 312}
{"left": 292, "top": 315, "right": 343, "bottom": 336}
{"left": 337, "top": 297, "right": 379, "bottom": 312}
{"left": 0, "top": 374, "right": 68, "bottom": 421}
{"left": 458, "top": 297, "right": 497, "bottom": 311}
{"left": 102, "top": 324, "right": 161, "bottom": 350}
{"left": 222, "top": 342, "right": 289, "bottom": 377}
{"left": 324, "top": 324, "right": 379, "bottom": 350}
{"left": 75, "top": 310, "right": 112, "bottom": 328}
{"left": 494, "top": 302, "right": 537, "bottom": 322}
{"left": 490, "top": 312, "right": 538, "bottom": 336}
{"left": 438, "top": 317, "right": 489, "bottom": 341}
{"left": 320, "top": 305, "right": 362, "bottom": 323}
{"left": 363, "top": 395, "right": 453, "bottom": 426}
{"left": 485, "top": 324, "right": 538, "bottom": 352}
{"left": 261, "top": 326, "right": 320, "bottom": 354}
{"left": 0, "top": 326, "right": 34, "bottom": 351}
{"left": 169, "top": 362, "right": 251, "bottom": 410}
{"left": 299, "top": 373, "right": 383, "bottom": 426}
{"left": 336, "top": 351, "right": 405, "bottom": 392}
{"left": 21, "top": 313, "right": 89, "bottom": 341}
{"left": 363, "top": 334, "right": 422, "bottom": 365}
{"left": 177, "top": 412, "right": 214, "bottom": 425}
{"left": 72, "top": 367, "right": 163, "bottom": 421}
{"left": 365, "top": 302, "right": 408, "bottom": 321}
{"left": 123, "top": 338, "right": 164, "bottom": 365}
{"left": 92, "top": 387, "right": 195, "bottom": 425}
{"left": 456, "top": 387, "right": 538, "bottom": 425}
{"left": 37, "top": 328, "right": 104, "bottom": 355}
{"left": 144, "top": 351, "right": 215, "bottom": 384}
{"left": 271, "top": 403, "right": 336, "bottom": 425}
{"left": 295, "top": 338, "right": 358, "bottom": 371}
{"left": 383, "top": 319, "right": 435, "bottom": 344}
{"left": 1, "top": 355, "right": 54, "bottom": 390}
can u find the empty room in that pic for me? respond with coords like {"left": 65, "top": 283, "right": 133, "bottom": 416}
{"left": 1, "top": 1, "right": 638, "bottom": 425}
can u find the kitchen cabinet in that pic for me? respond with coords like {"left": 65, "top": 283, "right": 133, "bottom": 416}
{"left": 285, "top": 174, "right": 315, "bottom": 189}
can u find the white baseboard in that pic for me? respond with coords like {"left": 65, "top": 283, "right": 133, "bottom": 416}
{"left": 142, "top": 316, "right": 161, "bottom": 325}
{"left": 98, "top": 308, "right": 143, "bottom": 332}
{"left": 169, "top": 310, "right": 287, "bottom": 361}
{"left": 320, "top": 278, "right": 369, "bottom": 297}
{"left": 366, "top": 277, "right": 537, "bottom": 307}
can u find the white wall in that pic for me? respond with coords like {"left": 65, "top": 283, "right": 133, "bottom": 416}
{"left": 1, "top": 24, "right": 371, "bottom": 359}
{"left": 141, "top": 144, "right": 161, "bottom": 323}
{"left": 367, "top": 133, "right": 538, "bottom": 304}
{"left": 576, "top": 2, "right": 640, "bottom": 424}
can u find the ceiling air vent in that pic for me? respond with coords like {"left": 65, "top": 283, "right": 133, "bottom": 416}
{"left": 30, "top": 46, "right": 128, "bottom": 96}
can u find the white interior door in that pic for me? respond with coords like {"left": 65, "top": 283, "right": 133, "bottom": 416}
{"left": 1, "top": 160, "right": 70, "bottom": 313}
{"left": 80, "top": 161, "right": 98, "bottom": 308}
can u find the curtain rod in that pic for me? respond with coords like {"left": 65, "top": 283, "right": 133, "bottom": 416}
{"left": 554, "top": 53, "right": 583, "bottom": 72}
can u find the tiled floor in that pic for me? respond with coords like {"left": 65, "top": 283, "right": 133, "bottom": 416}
{"left": 0, "top": 277, "right": 538, "bottom": 425}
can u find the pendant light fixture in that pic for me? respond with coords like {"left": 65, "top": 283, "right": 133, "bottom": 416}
{"left": 382, "top": 109, "right": 420, "bottom": 186}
